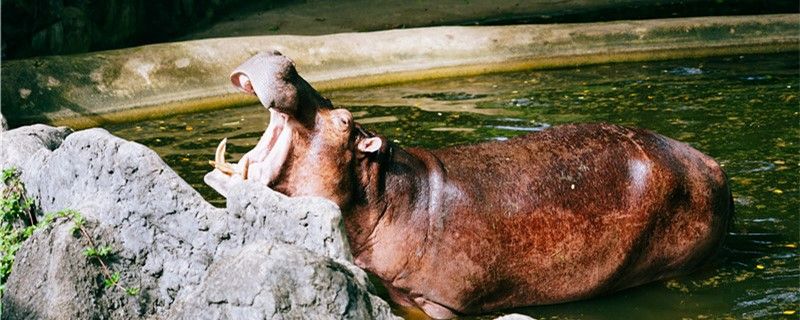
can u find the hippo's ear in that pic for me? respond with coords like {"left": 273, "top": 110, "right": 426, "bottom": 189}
{"left": 357, "top": 137, "right": 382, "bottom": 154}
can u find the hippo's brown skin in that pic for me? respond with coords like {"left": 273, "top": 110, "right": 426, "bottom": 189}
{"left": 347, "top": 124, "right": 732, "bottom": 318}
{"left": 207, "top": 52, "right": 733, "bottom": 319}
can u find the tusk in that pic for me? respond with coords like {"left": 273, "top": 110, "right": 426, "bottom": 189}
{"left": 217, "top": 163, "right": 235, "bottom": 176}
{"left": 210, "top": 138, "right": 236, "bottom": 175}
{"left": 242, "top": 157, "right": 250, "bottom": 180}
{"left": 215, "top": 138, "right": 227, "bottom": 165}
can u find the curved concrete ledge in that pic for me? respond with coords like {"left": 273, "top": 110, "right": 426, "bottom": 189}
{"left": 2, "top": 14, "right": 798, "bottom": 129}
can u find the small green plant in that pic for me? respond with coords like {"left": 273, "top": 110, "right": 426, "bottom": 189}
{"left": 125, "top": 287, "right": 141, "bottom": 296}
{"left": 54, "top": 209, "right": 139, "bottom": 296}
{"left": 0, "top": 167, "right": 38, "bottom": 297}
{"left": 83, "top": 245, "right": 113, "bottom": 259}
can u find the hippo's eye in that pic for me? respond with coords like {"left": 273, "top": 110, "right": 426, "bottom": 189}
{"left": 329, "top": 109, "right": 353, "bottom": 132}
{"left": 337, "top": 116, "right": 349, "bottom": 127}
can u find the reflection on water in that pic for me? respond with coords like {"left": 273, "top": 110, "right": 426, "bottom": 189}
{"left": 108, "top": 53, "right": 799, "bottom": 319}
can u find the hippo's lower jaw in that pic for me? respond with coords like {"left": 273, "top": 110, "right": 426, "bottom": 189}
{"left": 207, "top": 108, "right": 293, "bottom": 196}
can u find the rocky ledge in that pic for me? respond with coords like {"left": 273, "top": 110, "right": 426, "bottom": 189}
{"left": 0, "top": 124, "right": 397, "bottom": 319}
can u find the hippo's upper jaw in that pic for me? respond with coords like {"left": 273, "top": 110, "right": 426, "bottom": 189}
{"left": 229, "top": 51, "right": 300, "bottom": 115}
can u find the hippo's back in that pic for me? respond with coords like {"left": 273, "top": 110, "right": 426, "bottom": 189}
{"left": 420, "top": 123, "right": 732, "bottom": 313}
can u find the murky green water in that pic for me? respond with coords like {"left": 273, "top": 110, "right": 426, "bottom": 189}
{"left": 107, "top": 53, "right": 799, "bottom": 319}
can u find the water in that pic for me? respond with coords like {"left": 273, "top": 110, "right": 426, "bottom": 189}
{"left": 107, "top": 53, "right": 799, "bottom": 319}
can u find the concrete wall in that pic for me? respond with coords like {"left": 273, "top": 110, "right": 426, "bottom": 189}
{"left": 1, "top": 14, "right": 798, "bottom": 129}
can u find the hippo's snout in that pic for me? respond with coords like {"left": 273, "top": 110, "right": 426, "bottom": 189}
{"left": 207, "top": 51, "right": 336, "bottom": 197}
{"left": 229, "top": 51, "right": 299, "bottom": 113}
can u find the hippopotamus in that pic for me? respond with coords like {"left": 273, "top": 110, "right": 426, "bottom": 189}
{"left": 205, "top": 52, "right": 733, "bottom": 319}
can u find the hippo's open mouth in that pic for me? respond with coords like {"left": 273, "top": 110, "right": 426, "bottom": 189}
{"left": 209, "top": 78, "right": 294, "bottom": 187}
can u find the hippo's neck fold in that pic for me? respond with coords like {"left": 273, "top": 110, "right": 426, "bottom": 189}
{"left": 346, "top": 144, "right": 450, "bottom": 278}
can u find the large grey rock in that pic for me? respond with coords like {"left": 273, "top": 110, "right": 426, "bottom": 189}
{"left": 0, "top": 124, "right": 72, "bottom": 171}
{"left": 1, "top": 125, "right": 397, "bottom": 319}
{"left": 223, "top": 181, "right": 354, "bottom": 262}
{"left": 0, "top": 113, "right": 7, "bottom": 132}
{"left": 168, "top": 242, "right": 395, "bottom": 320}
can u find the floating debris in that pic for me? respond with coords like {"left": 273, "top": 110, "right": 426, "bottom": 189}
{"left": 511, "top": 98, "right": 532, "bottom": 107}
{"left": 490, "top": 123, "right": 551, "bottom": 132}
{"left": 509, "top": 98, "right": 548, "bottom": 107}
{"left": 668, "top": 67, "right": 703, "bottom": 76}
{"left": 429, "top": 127, "right": 475, "bottom": 132}
{"left": 742, "top": 75, "right": 771, "bottom": 81}
{"left": 728, "top": 160, "right": 776, "bottom": 174}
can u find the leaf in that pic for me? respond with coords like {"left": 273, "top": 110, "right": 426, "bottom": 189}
{"left": 70, "top": 214, "right": 85, "bottom": 235}
{"left": 23, "top": 198, "right": 33, "bottom": 210}
{"left": 83, "top": 247, "right": 97, "bottom": 257}
{"left": 97, "top": 245, "right": 113, "bottom": 258}
{"left": 1, "top": 167, "right": 16, "bottom": 182}
{"left": 104, "top": 272, "right": 121, "bottom": 288}
{"left": 125, "top": 287, "right": 140, "bottom": 296}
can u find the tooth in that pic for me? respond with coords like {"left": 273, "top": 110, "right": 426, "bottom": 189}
{"left": 242, "top": 157, "right": 250, "bottom": 180}
{"left": 264, "top": 117, "right": 293, "bottom": 183}
{"left": 215, "top": 138, "right": 227, "bottom": 165}
{"left": 211, "top": 138, "right": 236, "bottom": 176}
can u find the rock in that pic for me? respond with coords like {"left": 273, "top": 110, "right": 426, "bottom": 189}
{"left": 1, "top": 113, "right": 7, "bottom": 131}
{"left": 1, "top": 125, "right": 397, "bottom": 319}
{"left": 0, "top": 124, "right": 72, "bottom": 173}
{"left": 4, "top": 127, "right": 224, "bottom": 317}
{"left": 2, "top": 220, "right": 120, "bottom": 320}
{"left": 223, "top": 180, "right": 355, "bottom": 262}
{"left": 168, "top": 242, "right": 395, "bottom": 320}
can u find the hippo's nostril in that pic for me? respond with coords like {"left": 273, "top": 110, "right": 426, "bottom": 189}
{"left": 237, "top": 74, "right": 255, "bottom": 94}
